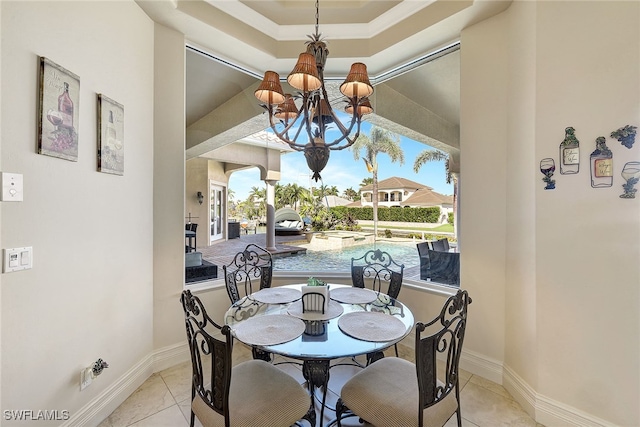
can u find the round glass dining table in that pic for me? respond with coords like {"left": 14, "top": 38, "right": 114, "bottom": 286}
{"left": 224, "top": 284, "right": 414, "bottom": 426}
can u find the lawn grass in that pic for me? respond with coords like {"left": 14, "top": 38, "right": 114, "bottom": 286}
{"left": 359, "top": 223, "right": 454, "bottom": 233}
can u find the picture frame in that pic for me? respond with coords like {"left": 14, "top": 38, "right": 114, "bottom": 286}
{"left": 37, "top": 56, "right": 80, "bottom": 161}
{"left": 97, "top": 94, "right": 124, "bottom": 175}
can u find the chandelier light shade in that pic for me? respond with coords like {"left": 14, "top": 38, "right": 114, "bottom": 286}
{"left": 255, "top": 71, "right": 285, "bottom": 105}
{"left": 287, "top": 53, "right": 322, "bottom": 92}
{"left": 345, "top": 97, "right": 373, "bottom": 117}
{"left": 274, "top": 94, "right": 299, "bottom": 121}
{"left": 340, "top": 63, "right": 374, "bottom": 98}
{"left": 254, "top": 0, "right": 373, "bottom": 181}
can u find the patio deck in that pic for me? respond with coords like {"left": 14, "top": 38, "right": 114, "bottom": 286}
{"left": 196, "top": 232, "right": 309, "bottom": 270}
{"left": 194, "top": 232, "right": 422, "bottom": 281}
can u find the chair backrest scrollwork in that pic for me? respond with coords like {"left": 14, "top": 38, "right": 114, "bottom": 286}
{"left": 350, "top": 249, "right": 404, "bottom": 299}
{"left": 223, "top": 244, "right": 273, "bottom": 304}
{"left": 415, "top": 290, "right": 471, "bottom": 427}
{"left": 180, "top": 290, "right": 233, "bottom": 425}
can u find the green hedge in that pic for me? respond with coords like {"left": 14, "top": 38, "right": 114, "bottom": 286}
{"left": 329, "top": 206, "right": 441, "bottom": 223}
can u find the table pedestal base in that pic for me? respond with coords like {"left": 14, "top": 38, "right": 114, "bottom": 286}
{"left": 302, "top": 360, "right": 330, "bottom": 427}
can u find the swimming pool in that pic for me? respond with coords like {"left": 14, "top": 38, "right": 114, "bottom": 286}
{"left": 273, "top": 241, "right": 420, "bottom": 272}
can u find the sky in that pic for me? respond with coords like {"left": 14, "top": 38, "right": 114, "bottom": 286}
{"left": 228, "top": 120, "right": 453, "bottom": 202}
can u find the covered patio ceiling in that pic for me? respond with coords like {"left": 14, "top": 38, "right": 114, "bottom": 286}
{"left": 136, "top": 0, "right": 513, "bottom": 166}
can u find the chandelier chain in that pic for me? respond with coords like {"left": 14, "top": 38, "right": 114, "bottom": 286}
{"left": 254, "top": 0, "right": 373, "bottom": 181}
{"left": 315, "top": 0, "right": 319, "bottom": 36}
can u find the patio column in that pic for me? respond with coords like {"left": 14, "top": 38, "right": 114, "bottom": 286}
{"left": 265, "top": 179, "right": 277, "bottom": 252}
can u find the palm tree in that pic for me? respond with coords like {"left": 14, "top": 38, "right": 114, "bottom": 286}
{"left": 247, "top": 186, "right": 266, "bottom": 220}
{"left": 351, "top": 126, "right": 405, "bottom": 238}
{"left": 359, "top": 177, "right": 373, "bottom": 187}
{"left": 274, "top": 183, "right": 286, "bottom": 209}
{"left": 327, "top": 186, "right": 339, "bottom": 196}
{"left": 285, "top": 183, "right": 305, "bottom": 210}
{"left": 343, "top": 187, "right": 359, "bottom": 201}
{"left": 413, "top": 149, "right": 452, "bottom": 183}
{"left": 413, "top": 149, "right": 456, "bottom": 233}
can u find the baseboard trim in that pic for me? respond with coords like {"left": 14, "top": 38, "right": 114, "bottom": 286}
{"left": 61, "top": 343, "right": 615, "bottom": 427}
{"left": 460, "top": 348, "right": 503, "bottom": 384}
{"left": 153, "top": 341, "right": 190, "bottom": 373}
{"left": 502, "top": 364, "right": 538, "bottom": 418}
{"left": 503, "top": 364, "right": 615, "bottom": 427}
{"left": 61, "top": 354, "right": 154, "bottom": 427}
{"left": 61, "top": 343, "right": 190, "bottom": 427}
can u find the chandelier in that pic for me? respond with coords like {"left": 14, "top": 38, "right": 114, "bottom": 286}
{"left": 254, "top": 0, "right": 374, "bottom": 181}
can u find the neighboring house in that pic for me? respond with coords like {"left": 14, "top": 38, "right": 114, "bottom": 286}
{"left": 359, "top": 177, "right": 452, "bottom": 221}
{"left": 321, "top": 195, "right": 353, "bottom": 208}
{"left": 401, "top": 188, "right": 454, "bottom": 223}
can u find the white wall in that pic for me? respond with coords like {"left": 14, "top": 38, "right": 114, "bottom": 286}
{"left": 461, "top": 2, "right": 640, "bottom": 425}
{"left": 0, "top": 1, "right": 154, "bottom": 425}
{"left": 534, "top": 3, "right": 639, "bottom": 425}
{"left": 2, "top": 2, "right": 638, "bottom": 427}
{"left": 152, "top": 23, "right": 187, "bottom": 357}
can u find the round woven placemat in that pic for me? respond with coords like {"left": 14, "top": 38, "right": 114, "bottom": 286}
{"left": 338, "top": 311, "right": 407, "bottom": 342}
{"left": 330, "top": 287, "right": 377, "bottom": 304}
{"left": 232, "top": 314, "right": 305, "bottom": 346}
{"left": 251, "top": 287, "right": 301, "bottom": 304}
{"left": 287, "top": 300, "right": 344, "bottom": 321}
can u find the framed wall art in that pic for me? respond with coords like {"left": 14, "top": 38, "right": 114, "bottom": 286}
{"left": 37, "top": 56, "right": 80, "bottom": 161}
{"left": 97, "top": 94, "right": 124, "bottom": 175}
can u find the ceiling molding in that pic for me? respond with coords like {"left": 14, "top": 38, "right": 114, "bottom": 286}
{"left": 206, "top": 0, "right": 436, "bottom": 40}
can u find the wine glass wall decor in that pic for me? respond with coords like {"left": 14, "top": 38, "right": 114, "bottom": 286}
{"left": 620, "top": 161, "right": 640, "bottom": 199}
{"left": 540, "top": 158, "right": 556, "bottom": 190}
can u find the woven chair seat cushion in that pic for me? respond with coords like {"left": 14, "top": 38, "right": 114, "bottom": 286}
{"left": 340, "top": 357, "right": 458, "bottom": 427}
{"left": 192, "top": 360, "right": 310, "bottom": 427}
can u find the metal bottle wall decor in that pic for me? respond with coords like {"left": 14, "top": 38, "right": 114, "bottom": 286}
{"left": 559, "top": 127, "right": 580, "bottom": 174}
{"left": 590, "top": 136, "right": 613, "bottom": 188}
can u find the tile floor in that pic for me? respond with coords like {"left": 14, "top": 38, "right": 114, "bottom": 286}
{"left": 98, "top": 341, "right": 543, "bottom": 427}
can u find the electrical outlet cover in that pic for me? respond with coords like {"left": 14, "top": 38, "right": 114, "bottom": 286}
{"left": 80, "top": 368, "right": 92, "bottom": 391}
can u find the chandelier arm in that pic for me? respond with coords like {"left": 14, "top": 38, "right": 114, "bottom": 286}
{"left": 323, "top": 109, "right": 359, "bottom": 148}
{"left": 268, "top": 99, "right": 306, "bottom": 141}
{"left": 264, "top": 104, "right": 307, "bottom": 150}
{"left": 316, "top": 81, "right": 359, "bottom": 148}
{"left": 301, "top": 92, "right": 319, "bottom": 144}
{"left": 329, "top": 119, "right": 363, "bottom": 150}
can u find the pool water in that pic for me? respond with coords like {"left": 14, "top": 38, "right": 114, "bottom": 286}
{"left": 274, "top": 241, "right": 420, "bottom": 272}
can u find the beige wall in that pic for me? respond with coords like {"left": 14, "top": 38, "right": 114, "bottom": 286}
{"left": 0, "top": 1, "right": 154, "bottom": 424}
{"left": 461, "top": 2, "right": 640, "bottom": 425}
{"left": 185, "top": 158, "right": 211, "bottom": 245}
{"left": 152, "top": 23, "right": 187, "bottom": 357}
{"left": 1, "top": 2, "right": 638, "bottom": 427}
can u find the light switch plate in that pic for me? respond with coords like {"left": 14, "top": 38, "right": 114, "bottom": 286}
{"left": 4, "top": 247, "right": 32, "bottom": 273}
{"left": 0, "top": 172, "right": 24, "bottom": 202}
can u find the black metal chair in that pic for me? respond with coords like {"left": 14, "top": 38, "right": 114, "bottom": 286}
{"left": 185, "top": 223, "right": 198, "bottom": 253}
{"left": 427, "top": 248, "right": 460, "bottom": 287}
{"left": 180, "top": 290, "right": 314, "bottom": 427}
{"left": 351, "top": 249, "right": 404, "bottom": 299}
{"left": 416, "top": 242, "right": 431, "bottom": 280}
{"left": 223, "top": 244, "right": 273, "bottom": 304}
{"left": 336, "top": 290, "right": 471, "bottom": 427}
{"left": 351, "top": 249, "right": 405, "bottom": 361}
{"left": 223, "top": 244, "right": 274, "bottom": 361}
{"left": 431, "top": 238, "right": 450, "bottom": 252}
